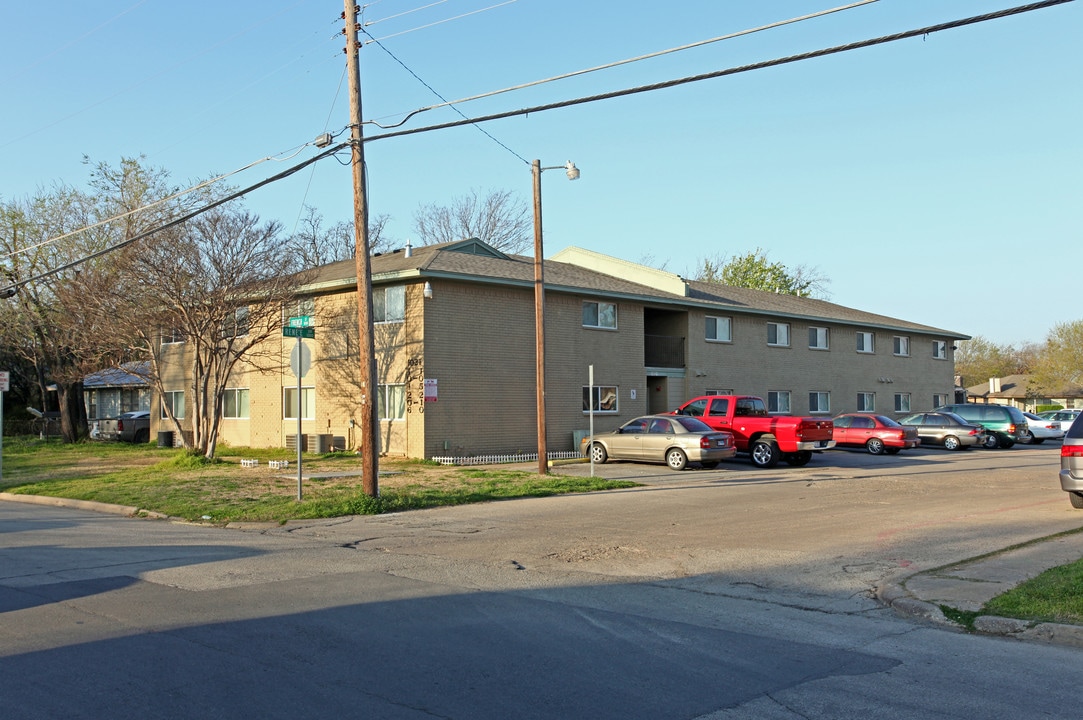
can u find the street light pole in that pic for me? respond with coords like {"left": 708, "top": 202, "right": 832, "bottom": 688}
{"left": 532, "top": 159, "right": 580, "bottom": 475}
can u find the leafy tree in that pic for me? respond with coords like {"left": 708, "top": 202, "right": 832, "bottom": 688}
{"left": 1031, "top": 321, "right": 1083, "bottom": 396}
{"left": 413, "top": 189, "right": 531, "bottom": 254}
{"left": 953, "top": 336, "right": 1020, "bottom": 388}
{"left": 695, "top": 248, "right": 830, "bottom": 299}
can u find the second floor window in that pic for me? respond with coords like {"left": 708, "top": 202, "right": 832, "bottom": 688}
{"left": 374, "top": 286, "right": 405, "bottom": 323}
{"left": 893, "top": 336, "right": 910, "bottom": 356}
{"left": 808, "top": 327, "right": 829, "bottom": 350}
{"left": 933, "top": 340, "right": 947, "bottom": 359}
{"left": 767, "top": 322, "right": 790, "bottom": 347}
{"left": 706, "top": 315, "right": 731, "bottom": 342}
{"left": 857, "top": 332, "right": 874, "bottom": 353}
{"left": 222, "top": 306, "right": 249, "bottom": 338}
{"left": 583, "top": 301, "right": 617, "bottom": 329}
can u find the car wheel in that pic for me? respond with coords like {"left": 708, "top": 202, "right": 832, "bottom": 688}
{"left": 999, "top": 438, "right": 1015, "bottom": 449}
{"left": 666, "top": 448, "right": 688, "bottom": 471}
{"left": 942, "top": 435, "right": 961, "bottom": 451}
{"left": 785, "top": 450, "right": 812, "bottom": 466}
{"left": 865, "top": 438, "right": 885, "bottom": 455}
{"left": 982, "top": 434, "right": 999, "bottom": 449}
{"left": 1070, "top": 492, "right": 1083, "bottom": 509}
{"left": 750, "top": 439, "right": 780, "bottom": 468}
{"left": 700, "top": 461, "right": 720, "bottom": 469}
{"left": 1018, "top": 431, "right": 1034, "bottom": 445}
{"left": 589, "top": 442, "right": 608, "bottom": 464}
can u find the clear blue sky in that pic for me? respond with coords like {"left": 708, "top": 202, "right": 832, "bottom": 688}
{"left": 2, "top": 1, "right": 1079, "bottom": 347}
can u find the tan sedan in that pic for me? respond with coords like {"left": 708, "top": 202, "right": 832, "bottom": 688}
{"left": 581, "top": 414, "right": 736, "bottom": 471}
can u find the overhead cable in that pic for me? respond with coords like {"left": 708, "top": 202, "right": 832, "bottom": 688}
{"left": 363, "top": 0, "right": 1075, "bottom": 142}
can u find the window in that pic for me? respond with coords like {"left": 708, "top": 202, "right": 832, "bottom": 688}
{"left": 160, "top": 327, "right": 185, "bottom": 345}
{"left": 378, "top": 384, "right": 406, "bottom": 420}
{"left": 809, "top": 391, "right": 830, "bottom": 413}
{"left": 767, "top": 390, "right": 791, "bottom": 414}
{"left": 893, "top": 336, "right": 910, "bottom": 356}
{"left": 222, "top": 306, "right": 250, "bottom": 338}
{"left": 583, "top": 385, "right": 618, "bottom": 413}
{"left": 162, "top": 390, "right": 185, "bottom": 419}
{"left": 582, "top": 301, "right": 617, "bottom": 329}
{"left": 767, "top": 322, "right": 790, "bottom": 347}
{"left": 374, "top": 285, "right": 405, "bottom": 323}
{"left": 223, "top": 389, "right": 250, "bottom": 419}
{"left": 283, "top": 298, "right": 315, "bottom": 323}
{"left": 933, "top": 341, "right": 947, "bottom": 360}
{"left": 857, "top": 332, "right": 875, "bottom": 354}
{"left": 894, "top": 393, "right": 911, "bottom": 413}
{"left": 283, "top": 387, "right": 315, "bottom": 420}
{"left": 933, "top": 393, "right": 948, "bottom": 408}
{"left": 808, "top": 327, "right": 829, "bottom": 350}
{"left": 706, "top": 315, "right": 731, "bottom": 342}
{"left": 857, "top": 392, "right": 875, "bottom": 412}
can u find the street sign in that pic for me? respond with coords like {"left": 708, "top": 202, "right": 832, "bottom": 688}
{"left": 283, "top": 326, "right": 315, "bottom": 339}
{"left": 290, "top": 342, "right": 312, "bottom": 378}
{"left": 0, "top": 371, "right": 8, "bottom": 392}
{"left": 288, "top": 315, "right": 315, "bottom": 328}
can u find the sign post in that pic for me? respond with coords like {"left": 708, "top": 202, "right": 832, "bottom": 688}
{"left": 0, "top": 371, "right": 8, "bottom": 482}
{"left": 285, "top": 322, "right": 314, "bottom": 500}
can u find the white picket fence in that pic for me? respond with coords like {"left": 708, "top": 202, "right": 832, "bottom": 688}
{"left": 431, "top": 451, "right": 582, "bottom": 466}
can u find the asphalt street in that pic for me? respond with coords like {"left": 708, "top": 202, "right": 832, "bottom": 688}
{"left": 3, "top": 443, "right": 1083, "bottom": 718}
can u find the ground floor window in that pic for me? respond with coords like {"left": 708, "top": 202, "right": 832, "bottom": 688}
{"left": 857, "top": 392, "right": 875, "bottom": 412}
{"left": 895, "top": 393, "right": 911, "bottom": 413}
{"left": 223, "top": 388, "right": 250, "bottom": 419}
{"left": 767, "top": 390, "right": 791, "bottom": 414}
{"left": 283, "top": 387, "right": 314, "bottom": 420}
{"left": 933, "top": 393, "right": 948, "bottom": 408}
{"left": 808, "top": 392, "right": 830, "bottom": 413}
{"left": 162, "top": 390, "right": 185, "bottom": 419}
{"left": 583, "top": 385, "right": 619, "bottom": 413}
{"left": 378, "top": 384, "right": 406, "bottom": 420}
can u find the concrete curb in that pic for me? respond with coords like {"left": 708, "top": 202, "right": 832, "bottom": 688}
{"left": 0, "top": 492, "right": 168, "bottom": 519}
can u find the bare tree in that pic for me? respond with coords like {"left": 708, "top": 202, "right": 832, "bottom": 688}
{"left": 285, "top": 205, "right": 393, "bottom": 267}
{"left": 92, "top": 203, "right": 313, "bottom": 458}
{"left": 413, "top": 189, "right": 531, "bottom": 254}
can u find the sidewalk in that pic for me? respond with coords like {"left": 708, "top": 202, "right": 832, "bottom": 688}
{"left": 879, "top": 530, "right": 1083, "bottom": 647}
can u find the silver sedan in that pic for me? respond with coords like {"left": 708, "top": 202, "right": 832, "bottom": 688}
{"left": 581, "top": 415, "right": 736, "bottom": 471}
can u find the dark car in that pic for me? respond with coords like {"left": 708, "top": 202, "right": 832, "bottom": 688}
{"left": 935, "top": 403, "right": 1028, "bottom": 449}
{"left": 116, "top": 410, "right": 151, "bottom": 443}
{"left": 831, "top": 413, "right": 919, "bottom": 455}
{"left": 898, "top": 411, "right": 987, "bottom": 450}
{"left": 1060, "top": 413, "right": 1083, "bottom": 508}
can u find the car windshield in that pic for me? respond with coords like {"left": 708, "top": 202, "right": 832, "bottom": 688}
{"left": 875, "top": 415, "right": 901, "bottom": 427}
{"left": 674, "top": 416, "right": 712, "bottom": 433}
{"left": 942, "top": 412, "right": 968, "bottom": 425}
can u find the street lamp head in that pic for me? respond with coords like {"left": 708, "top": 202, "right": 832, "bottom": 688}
{"left": 565, "top": 161, "right": 580, "bottom": 181}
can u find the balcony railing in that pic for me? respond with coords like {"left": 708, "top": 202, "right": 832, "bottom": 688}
{"left": 644, "top": 334, "right": 685, "bottom": 368}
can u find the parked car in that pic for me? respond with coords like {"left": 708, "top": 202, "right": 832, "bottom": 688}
{"left": 1040, "top": 409, "right": 1082, "bottom": 428}
{"left": 897, "top": 412, "right": 987, "bottom": 451}
{"left": 116, "top": 410, "right": 151, "bottom": 443}
{"left": 1019, "top": 412, "right": 1064, "bottom": 444}
{"left": 831, "top": 413, "right": 919, "bottom": 455}
{"left": 1059, "top": 413, "right": 1083, "bottom": 508}
{"left": 581, "top": 414, "right": 735, "bottom": 471}
{"left": 935, "top": 403, "right": 1028, "bottom": 448}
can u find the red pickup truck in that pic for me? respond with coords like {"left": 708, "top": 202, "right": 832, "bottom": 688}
{"left": 673, "top": 395, "right": 834, "bottom": 468}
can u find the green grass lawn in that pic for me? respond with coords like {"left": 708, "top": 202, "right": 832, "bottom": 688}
{"left": 0, "top": 437, "right": 636, "bottom": 524}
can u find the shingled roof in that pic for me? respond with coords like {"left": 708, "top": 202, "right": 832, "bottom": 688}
{"left": 306, "top": 240, "right": 968, "bottom": 339}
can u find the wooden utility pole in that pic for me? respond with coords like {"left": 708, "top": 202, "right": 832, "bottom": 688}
{"left": 344, "top": 0, "right": 379, "bottom": 496}
{"left": 532, "top": 160, "right": 548, "bottom": 475}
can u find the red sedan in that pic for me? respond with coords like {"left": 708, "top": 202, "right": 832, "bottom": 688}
{"left": 832, "top": 413, "right": 920, "bottom": 455}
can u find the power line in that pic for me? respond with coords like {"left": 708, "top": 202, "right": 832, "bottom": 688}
{"left": 362, "top": 0, "right": 519, "bottom": 43}
{"left": 368, "top": 0, "right": 880, "bottom": 129}
{"left": 0, "top": 143, "right": 350, "bottom": 297}
{"left": 362, "top": 0, "right": 1075, "bottom": 143}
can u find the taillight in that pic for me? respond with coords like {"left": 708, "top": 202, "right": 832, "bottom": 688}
{"left": 1063, "top": 445, "right": 1083, "bottom": 458}
{"left": 968, "top": 428, "right": 980, "bottom": 436}
{"left": 1008, "top": 424, "right": 1017, "bottom": 434}
{"left": 117, "top": 420, "right": 124, "bottom": 430}
{"left": 701, "top": 437, "right": 711, "bottom": 449}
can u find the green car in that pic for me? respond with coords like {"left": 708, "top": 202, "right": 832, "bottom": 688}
{"left": 936, "top": 403, "right": 1029, "bottom": 449}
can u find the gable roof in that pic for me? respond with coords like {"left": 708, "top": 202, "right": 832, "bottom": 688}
{"left": 305, "top": 241, "right": 968, "bottom": 339}
{"left": 966, "top": 374, "right": 1083, "bottom": 400}
{"left": 84, "top": 362, "right": 150, "bottom": 388}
